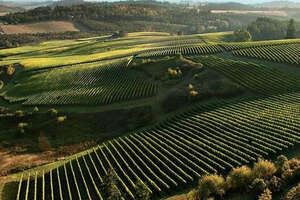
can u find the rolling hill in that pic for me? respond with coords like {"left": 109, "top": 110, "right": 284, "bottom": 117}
{"left": 0, "top": 31, "right": 300, "bottom": 200}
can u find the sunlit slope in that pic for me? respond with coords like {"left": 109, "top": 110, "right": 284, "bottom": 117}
{"left": 9, "top": 93, "right": 300, "bottom": 200}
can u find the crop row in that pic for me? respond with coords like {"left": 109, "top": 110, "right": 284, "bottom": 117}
{"left": 13, "top": 92, "right": 300, "bottom": 199}
{"left": 232, "top": 44, "right": 300, "bottom": 65}
{"left": 5, "top": 58, "right": 159, "bottom": 105}
{"left": 137, "top": 44, "right": 223, "bottom": 58}
{"left": 190, "top": 56, "right": 300, "bottom": 95}
{"left": 220, "top": 39, "right": 300, "bottom": 51}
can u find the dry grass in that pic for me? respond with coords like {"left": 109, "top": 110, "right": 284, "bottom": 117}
{"left": 1, "top": 21, "right": 79, "bottom": 34}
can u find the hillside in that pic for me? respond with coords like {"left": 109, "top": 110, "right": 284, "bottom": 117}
{"left": 0, "top": 31, "right": 300, "bottom": 200}
{"left": 0, "top": 2, "right": 266, "bottom": 35}
{"left": 0, "top": 21, "right": 79, "bottom": 34}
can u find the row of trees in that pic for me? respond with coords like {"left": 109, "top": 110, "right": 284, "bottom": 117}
{"left": 0, "top": 2, "right": 258, "bottom": 34}
{"left": 233, "top": 18, "right": 298, "bottom": 42}
{"left": 188, "top": 156, "right": 300, "bottom": 200}
{"left": 0, "top": 31, "right": 96, "bottom": 48}
{"left": 247, "top": 17, "right": 299, "bottom": 41}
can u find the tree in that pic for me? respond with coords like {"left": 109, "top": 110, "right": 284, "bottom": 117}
{"left": 102, "top": 168, "right": 123, "bottom": 200}
{"left": 253, "top": 159, "right": 277, "bottom": 179}
{"left": 276, "top": 155, "right": 290, "bottom": 175}
{"left": 258, "top": 188, "right": 272, "bottom": 200}
{"left": 233, "top": 29, "right": 252, "bottom": 42}
{"left": 284, "top": 183, "right": 300, "bottom": 200}
{"left": 192, "top": 174, "right": 226, "bottom": 200}
{"left": 6, "top": 64, "right": 15, "bottom": 76}
{"left": 286, "top": 19, "right": 296, "bottom": 39}
{"left": 0, "top": 80, "right": 3, "bottom": 90}
{"left": 135, "top": 179, "right": 150, "bottom": 200}
{"left": 226, "top": 166, "right": 252, "bottom": 191}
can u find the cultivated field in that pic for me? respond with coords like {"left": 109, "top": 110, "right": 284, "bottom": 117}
{"left": 0, "top": 21, "right": 79, "bottom": 34}
{"left": 0, "top": 31, "right": 300, "bottom": 200}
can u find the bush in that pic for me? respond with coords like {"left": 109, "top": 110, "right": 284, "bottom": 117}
{"left": 258, "top": 188, "right": 272, "bottom": 200}
{"left": 250, "top": 178, "right": 267, "bottom": 194}
{"left": 284, "top": 183, "right": 300, "bottom": 200}
{"left": 282, "top": 159, "right": 300, "bottom": 182}
{"left": 233, "top": 29, "right": 252, "bottom": 42}
{"left": 253, "top": 159, "right": 277, "bottom": 179}
{"left": 135, "top": 179, "right": 150, "bottom": 200}
{"left": 226, "top": 166, "right": 252, "bottom": 191}
{"left": 0, "top": 80, "right": 3, "bottom": 90}
{"left": 191, "top": 174, "right": 226, "bottom": 200}
{"left": 48, "top": 108, "right": 58, "bottom": 117}
{"left": 267, "top": 176, "right": 284, "bottom": 193}
{"left": 15, "top": 110, "right": 24, "bottom": 118}
{"left": 57, "top": 116, "right": 67, "bottom": 123}
{"left": 6, "top": 65, "right": 15, "bottom": 76}
{"left": 168, "top": 67, "right": 182, "bottom": 79}
{"left": 33, "top": 106, "right": 39, "bottom": 113}
{"left": 276, "top": 155, "right": 290, "bottom": 175}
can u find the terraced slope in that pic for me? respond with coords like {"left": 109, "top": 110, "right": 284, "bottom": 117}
{"left": 12, "top": 92, "right": 300, "bottom": 199}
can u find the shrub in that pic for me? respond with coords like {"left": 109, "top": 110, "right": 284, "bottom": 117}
{"left": 284, "top": 183, "right": 300, "bottom": 200}
{"left": 282, "top": 159, "right": 300, "bottom": 182}
{"left": 33, "top": 106, "right": 39, "bottom": 113}
{"left": 15, "top": 110, "right": 24, "bottom": 118}
{"left": 192, "top": 174, "right": 226, "bottom": 200}
{"left": 190, "top": 90, "right": 199, "bottom": 97}
{"left": 226, "top": 166, "right": 252, "bottom": 191}
{"left": 188, "top": 84, "right": 194, "bottom": 89}
{"left": 233, "top": 29, "right": 252, "bottom": 42}
{"left": 258, "top": 188, "right": 272, "bottom": 200}
{"left": 6, "top": 64, "right": 15, "bottom": 76}
{"left": 267, "top": 176, "right": 284, "bottom": 193}
{"left": 253, "top": 159, "right": 277, "bottom": 179}
{"left": 168, "top": 67, "right": 182, "bottom": 78}
{"left": 135, "top": 179, "right": 150, "bottom": 200}
{"left": 48, "top": 108, "right": 58, "bottom": 117}
{"left": 0, "top": 80, "right": 3, "bottom": 90}
{"left": 57, "top": 116, "right": 67, "bottom": 123}
{"left": 276, "top": 155, "right": 290, "bottom": 175}
{"left": 250, "top": 178, "right": 267, "bottom": 194}
{"left": 102, "top": 168, "right": 123, "bottom": 200}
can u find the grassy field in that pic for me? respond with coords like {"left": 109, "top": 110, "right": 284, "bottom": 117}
{"left": 1, "top": 31, "right": 300, "bottom": 200}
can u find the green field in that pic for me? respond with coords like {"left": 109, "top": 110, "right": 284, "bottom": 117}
{"left": 1, "top": 31, "right": 300, "bottom": 200}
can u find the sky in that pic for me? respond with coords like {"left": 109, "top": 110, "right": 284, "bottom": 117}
{"left": 7, "top": 0, "right": 300, "bottom": 3}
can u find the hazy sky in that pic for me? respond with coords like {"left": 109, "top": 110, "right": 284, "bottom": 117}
{"left": 9, "top": 0, "right": 300, "bottom": 3}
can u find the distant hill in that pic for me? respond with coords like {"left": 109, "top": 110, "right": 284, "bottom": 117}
{"left": 0, "top": 4, "right": 24, "bottom": 13}
{"left": 201, "top": 2, "right": 257, "bottom": 10}
{"left": 256, "top": 1, "right": 300, "bottom": 8}
{"left": 0, "top": 21, "right": 79, "bottom": 34}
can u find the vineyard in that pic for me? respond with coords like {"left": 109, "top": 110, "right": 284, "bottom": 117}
{"left": 190, "top": 56, "right": 300, "bottom": 95}
{"left": 1, "top": 32, "right": 300, "bottom": 200}
{"left": 137, "top": 44, "right": 223, "bottom": 58}
{"left": 1, "top": 58, "right": 159, "bottom": 105}
{"left": 12, "top": 92, "right": 300, "bottom": 199}
{"left": 232, "top": 44, "right": 300, "bottom": 65}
